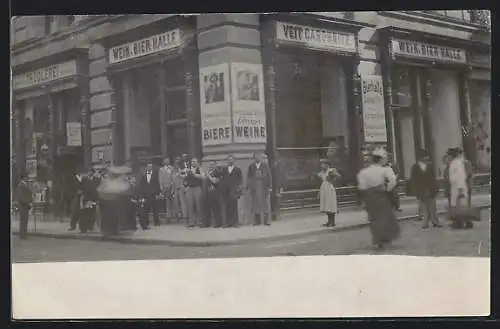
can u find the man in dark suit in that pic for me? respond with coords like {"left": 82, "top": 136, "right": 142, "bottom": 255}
{"left": 15, "top": 173, "right": 33, "bottom": 240}
{"left": 221, "top": 155, "right": 243, "bottom": 228}
{"left": 68, "top": 167, "right": 87, "bottom": 232}
{"left": 409, "top": 150, "right": 442, "bottom": 229}
{"left": 247, "top": 153, "right": 272, "bottom": 226}
{"left": 137, "top": 163, "right": 161, "bottom": 229}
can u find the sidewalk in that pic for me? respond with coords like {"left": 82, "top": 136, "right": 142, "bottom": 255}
{"left": 13, "top": 194, "right": 491, "bottom": 247}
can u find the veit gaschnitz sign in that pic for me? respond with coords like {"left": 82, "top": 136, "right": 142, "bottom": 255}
{"left": 276, "top": 22, "right": 357, "bottom": 53}
{"left": 109, "top": 29, "right": 181, "bottom": 65}
{"left": 391, "top": 38, "right": 466, "bottom": 64}
{"left": 12, "top": 60, "right": 78, "bottom": 90}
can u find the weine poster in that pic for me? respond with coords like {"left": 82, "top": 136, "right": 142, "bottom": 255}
{"left": 230, "top": 63, "right": 267, "bottom": 144}
{"left": 199, "top": 63, "right": 232, "bottom": 146}
{"left": 361, "top": 75, "right": 388, "bottom": 143}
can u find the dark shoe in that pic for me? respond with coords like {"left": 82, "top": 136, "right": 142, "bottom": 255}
{"left": 322, "top": 223, "right": 329, "bottom": 227}
{"left": 422, "top": 224, "right": 429, "bottom": 229}
{"left": 264, "top": 222, "right": 271, "bottom": 226}
{"left": 433, "top": 223, "right": 443, "bottom": 228}
{"left": 214, "top": 225, "right": 222, "bottom": 228}
{"left": 68, "top": 228, "right": 76, "bottom": 232}
{"left": 223, "top": 224, "right": 232, "bottom": 228}
{"left": 143, "top": 226, "right": 151, "bottom": 230}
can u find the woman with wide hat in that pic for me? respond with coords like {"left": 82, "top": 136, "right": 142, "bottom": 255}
{"left": 96, "top": 165, "right": 132, "bottom": 236}
{"left": 357, "top": 147, "right": 400, "bottom": 250}
{"left": 317, "top": 158, "right": 341, "bottom": 227}
{"left": 446, "top": 147, "right": 474, "bottom": 229}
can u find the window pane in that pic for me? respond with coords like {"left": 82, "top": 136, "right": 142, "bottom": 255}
{"left": 391, "top": 67, "right": 412, "bottom": 107}
{"left": 167, "top": 125, "right": 188, "bottom": 159}
{"left": 165, "top": 90, "right": 186, "bottom": 121}
{"left": 164, "top": 59, "right": 185, "bottom": 88}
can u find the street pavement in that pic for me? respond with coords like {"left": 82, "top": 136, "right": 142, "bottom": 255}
{"left": 11, "top": 193, "right": 491, "bottom": 246}
{"left": 12, "top": 208, "right": 490, "bottom": 263}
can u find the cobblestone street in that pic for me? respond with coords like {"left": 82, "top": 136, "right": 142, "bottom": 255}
{"left": 12, "top": 209, "right": 490, "bottom": 263}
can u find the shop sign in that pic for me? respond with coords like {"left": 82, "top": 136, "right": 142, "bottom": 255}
{"left": 66, "top": 122, "right": 82, "bottom": 147}
{"left": 361, "top": 75, "right": 388, "bottom": 143}
{"left": 12, "top": 60, "right": 78, "bottom": 91}
{"left": 199, "top": 63, "right": 232, "bottom": 146}
{"left": 276, "top": 22, "right": 357, "bottom": 53}
{"left": 109, "top": 29, "right": 182, "bottom": 65}
{"left": 231, "top": 63, "right": 267, "bottom": 144}
{"left": 390, "top": 38, "right": 466, "bottom": 64}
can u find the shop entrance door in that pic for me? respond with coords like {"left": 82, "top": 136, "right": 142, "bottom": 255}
{"left": 394, "top": 108, "right": 416, "bottom": 179}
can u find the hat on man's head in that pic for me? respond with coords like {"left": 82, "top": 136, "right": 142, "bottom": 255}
{"left": 447, "top": 147, "right": 461, "bottom": 157}
{"left": 320, "top": 158, "right": 331, "bottom": 165}
{"left": 371, "top": 147, "right": 387, "bottom": 159}
{"left": 108, "top": 166, "right": 132, "bottom": 175}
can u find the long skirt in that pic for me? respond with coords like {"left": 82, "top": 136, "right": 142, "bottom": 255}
{"left": 363, "top": 189, "right": 400, "bottom": 245}
{"left": 319, "top": 181, "right": 337, "bottom": 214}
{"left": 99, "top": 199, "right": 121, "bottom": 236}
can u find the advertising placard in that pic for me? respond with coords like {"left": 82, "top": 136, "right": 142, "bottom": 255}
{"left": 230, "top": 63, "right": 267, "bottom": 144}
{"left": 66, "top": 122, "right": 82, "bottom": 146}
{"left": 361, "top": 75, "right": 388, "bottom": 143}
{"left": 199, "top": 64, "right": 232, "bottom": 146}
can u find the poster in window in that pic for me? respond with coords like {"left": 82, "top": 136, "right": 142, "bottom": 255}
{"left": 231, "top": 63, "right": 267, "bottom": 144}
{"left": 66, "top": 122, "right": 82, "bottom": 146}
{"left": 361, "top": 75, "right": 388, "bottom": 143}
{"left": 199, "top": 64, "right": 232, "bottom": 146}
{"left": 26, "top": 159, "right": 37, "bottom": 178}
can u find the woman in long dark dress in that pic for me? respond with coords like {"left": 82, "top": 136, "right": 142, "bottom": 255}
{"left": 97, "top": 166, "right": 132, "bottom": 237}
{"left": 357, "top": 147, "right": 400, "bottom": 250}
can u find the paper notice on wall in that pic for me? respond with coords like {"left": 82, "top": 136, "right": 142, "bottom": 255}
{"left": 231, "top": 63, "right": 267, "bottom": 144}
{"left": 199, "top": 64, "right": 232, "bottom": 146}
{"left": 361, "top": 75, "right": 388, "bottom": 143}
{"left": 66, "top": 122, "right": 82, "bottom": 146}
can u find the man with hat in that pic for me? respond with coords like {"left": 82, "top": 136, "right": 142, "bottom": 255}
{"left": 409, "top": 149, "right": 442, "bottom": 229}
{"left": 15, "top": 172, "right": 33, "bottom": 240}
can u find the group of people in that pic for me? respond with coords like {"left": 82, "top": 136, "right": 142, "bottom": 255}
{"left": 316, "top": 145, "right": 475, "bottom": 250}
{"left": 45, "top": 152, "right": 276, "bottom": 236}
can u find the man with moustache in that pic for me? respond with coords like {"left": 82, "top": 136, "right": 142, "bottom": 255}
{"left": 221, "top": 155, "right": 243, "bottom": 228}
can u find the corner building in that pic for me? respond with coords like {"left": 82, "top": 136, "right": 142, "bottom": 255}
{"left": 11, "top": 12, "right": 490, "bottom": 221}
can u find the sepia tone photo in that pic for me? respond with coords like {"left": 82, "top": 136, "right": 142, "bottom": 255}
{"left": 10, "top": 11, "right": 491, "bottom": 319}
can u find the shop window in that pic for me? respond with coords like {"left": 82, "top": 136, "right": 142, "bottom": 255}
{"left": 167, "top": 125, "right": 188, "bottom": 160}
{"left": 164, "top": 59, "right": 185, "bottom": 88}
{"left": 391, "top": 67, "right": 412, "bottom": 107}
{"left": 165, "top": 89, "right": 187, "bottom": 121}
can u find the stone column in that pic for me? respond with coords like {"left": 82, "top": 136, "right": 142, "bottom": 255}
{"left": 196, "top": 14, "right": 266, "bottom": 225}
{"left": 79, "top": 74, "right": 92, "bottom": 170}
{"left": 422, "top": 71, "right": 436, "bottom": 167}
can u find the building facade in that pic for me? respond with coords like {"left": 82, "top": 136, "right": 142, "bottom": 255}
{"left": 11, "top": 11, "right": 491, "bottom": 215}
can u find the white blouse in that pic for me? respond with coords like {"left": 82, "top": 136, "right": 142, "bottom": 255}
{"left": 357, "top": 164, "right": 397, "bottom": 191}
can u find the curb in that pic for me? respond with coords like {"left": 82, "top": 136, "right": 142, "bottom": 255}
{"left": 14, "top": 204, "right": 491, "bottom": 247}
